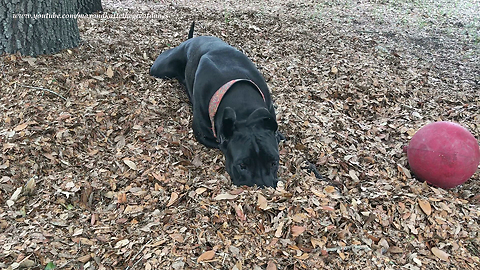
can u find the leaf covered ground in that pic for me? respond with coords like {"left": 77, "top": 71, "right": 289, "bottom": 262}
{"left": 1, "top": 0, "right": 479, "bottom": 269}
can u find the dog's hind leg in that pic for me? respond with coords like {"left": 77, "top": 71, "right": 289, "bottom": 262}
{"left": 150, "top": 45, "right": 187, "bottom": 84}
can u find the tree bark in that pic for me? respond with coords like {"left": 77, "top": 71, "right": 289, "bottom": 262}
{"left": 0, "top": 0, "right": 80, "bottom": 57}
{"left": 78, "top": 0, "right": 103, "bottom": 15}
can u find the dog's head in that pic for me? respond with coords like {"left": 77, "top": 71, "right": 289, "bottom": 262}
{"left": 217, "top": 107, "right": 279, "bottom": 188}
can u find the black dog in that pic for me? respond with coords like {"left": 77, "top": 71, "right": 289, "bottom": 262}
{"left": 150, "top": 23, "right": 280, "bottom": 187}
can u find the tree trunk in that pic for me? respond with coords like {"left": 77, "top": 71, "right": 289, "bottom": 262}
{"left": 0, "top": 0, "right": 80, "bottom": 57}
{"left": 78, "top": 0, "right": 103, "bottom": 15}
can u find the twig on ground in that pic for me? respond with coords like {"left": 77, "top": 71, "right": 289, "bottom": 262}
{"left": 323, "top": 245, "right": 371, "bottom": 252}
{"left": 18, "top": 83, "right": 67, "bottom": 101}
{"left": 125, "top": 239, "right": 152, "bottom": 270}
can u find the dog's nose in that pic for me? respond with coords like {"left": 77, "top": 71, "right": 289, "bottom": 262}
{"left": 257, "top": 175, "right": 277, "bottom": 188}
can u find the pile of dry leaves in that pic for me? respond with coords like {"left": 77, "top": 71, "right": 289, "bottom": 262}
{"left": 0, "top": 0, "right": 479, "bottom": 269}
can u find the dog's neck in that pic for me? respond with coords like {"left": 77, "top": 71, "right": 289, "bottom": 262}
{"left": 219, "top": 82, "right": 265, "bottom": 115}
{"left": 210, "top": 80, "right": 266, "bottom": 138}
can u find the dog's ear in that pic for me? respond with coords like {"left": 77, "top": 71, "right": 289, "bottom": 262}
{"left": 219, "top": 107, "right": 237, "bottom": 143}
{"left": 247, "top": 108, "right": 278, "bottom": 132}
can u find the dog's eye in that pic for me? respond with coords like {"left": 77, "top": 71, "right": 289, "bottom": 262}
{"left": 239, "top": 163, "right": 247, "bottom": 170}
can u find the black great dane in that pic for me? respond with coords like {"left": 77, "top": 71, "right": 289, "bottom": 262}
{"left": 150, "top": 22, "right": 280, "bottom": 188}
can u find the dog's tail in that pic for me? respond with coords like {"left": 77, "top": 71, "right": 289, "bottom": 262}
{"left": 188, "top": 21, "right": 195, "bottom": 39}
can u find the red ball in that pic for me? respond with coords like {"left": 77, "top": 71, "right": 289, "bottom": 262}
{"left": 406, "top": 121, "right": 480, "bottom": 189}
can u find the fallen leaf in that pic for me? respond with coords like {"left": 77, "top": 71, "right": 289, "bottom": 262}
{"left": 91, "top": 214, "right": 96, "bottom": 226}
{"left": 195, "top": 187, "right": 207, "bottom": 195}
{"left": 115, "top": 135, "right": 126, "bottom": 149}
{"left": 124, "top": 205, "right": 144, "bottom": 214}
{"left": 291, "top": 213, "right": 308, "bottom": 223}
{"left": 295, "top": 253, "right": 309, "bottom": 259}
{"left": 324, "top": 186, "right": 335, "bottom": 193}
{"left": 418, "top": 199, "right": 432, "bottom": 216}
{"left": 197, "top": 250, "right": 215, "bottom": 262}
{"left": 234, "top": 204, "right": 246, "bottom": 221}
{"left": 23, "top": 177, "right": 36, "bottom": 195}
{"left": 397, "top": 164, "right": 411, "bottom": 178}
{"left": 10, "top": 187, "right": 22, "bottom": 202}
{"left": 123, "top": 159, "right": 137, "bottom": 170}
{"left": 77, "top": 254, "right": 91, "bottom": 263}
{"left": 192, "top": 155, "right": 203, "bottom": 167}
{"left": 257, "top": 193, "right": 268, "bottom": 210}
{"left": 266, "top": 261, "right": 277, "bottom": 270}
{"left": 431, "top": 247, "right": 450, "bottom": 262}
{"left": 229, "top": 188, "right": 244, "bottom": 195}
{"left": 72, "top": 228, "right": 83, "bottom": 237}
{"left": 106, "top": 66, "right": 114, "bottom": 78}
{"left": 311, "top": 238, "right": 324, "bottom": 248}
{"left": 170, "top": 233, "right": 184, "bottom": 243}
{"left": 291, "top": 226, "right": 306, "bottom": 237}
{"left": 114, "top": 239, "right": 129, "bottom": 249}
{"left": 13, "top": 121, "right": 36, "bottom": 131}
{"left": 214, "top": 193, "right": 238, "bottom": 200}
{"left": 331, "top": 66, "right": 338, "bottom": 74}
{"left": 349, "top": 170, "right": 359, "bottom": 182}
{"left": 45, "top": 262, "right": 56, "bottom": 270}
{"left": 117, "top": 193, "right": 127, "bottom": 204}
{"left": 23, "top": 57, "right": 37, "bottom": 66}
{"left": 310, "top": 187, "right": 324, "bottom": 197}
{"left": 388, "top": 246, "right": 403, "bottom": 254}
{"left": 167, "top": 192, "right": 179, "bottom": 207}
{"left": 321, "top": 206, "right": 335, "bottom": 211}
{"left": 275, "top": 221, "right": 284, "bottom": 238}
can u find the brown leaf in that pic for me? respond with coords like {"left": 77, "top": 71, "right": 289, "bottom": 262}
{"left": 197, "top": 250, "right": 215, "bottom": 262}
{"left": 229, "top": 188, "right": 244, "bottom": 195}
{"left": 195, "top": 187, "right": 207, "bottom": 195}
{"left": 214, "top": 193, "right": 237, "bottom": 200}
{"left": 418, "top": 199, "right": 432, "bottom": 216}
{"left": 192, "top": 155, "right": 203, "bottom": 167}
{"left": 295, "top": 253, "right": 309, "bottom": 259}
{"left": 291, "top": 213, "right": 308, "bottom": 223}
{"left": 348, "top": 170, "right": 359, "bottom": 182}
{"left": 19, "top": 259, "right": 35, "bottom": 268}
{"left": 324, "top": 186, "right": 335, "bottom": 193}
{"left": 311, "top": 238, "right": 324, "bottom": 248}
{"left": 291, "top": 226, "right": 306, "bottom": 237}
{"left": 115, "top": 135, "right": 126, "bottom": 149}
{"left": 13, "top": 121, "right": 36, "bottom": 131}
{"left": 124, "top": 205, "right": 144, "bottom": 214}
{"left": 166, "top": 192, "right": 179, "bottom": 207}
{"left": 170, "top": 233, "right": 184, "bottom": 243}
{"left": 321, "top": 206, "right": 335, "bottom": 211}
{"left": 331, "top": 66, "right": 338, "bottom": 74}
{"left": 106, "top": 66, "right": 114, "bottom": 78}
{"left": 123, "top": 159, "right": 137, "bottom": 170}
{"left": 388, "top": 246, "right": 403, "bottom": 254}
{"left": 275, "top": 221, "right": 284, "bottom": 238}
{"left": 77, "top": 254, "right": 91, "bottom": 263}
{"left": 117, "top": 193, "right": 127, "bottom": 204}
{"left": 23, "top": 177, "right": 36, "bottom": 195}
{"left": 431, "top": 247, "right": 450, "bottom": 262}
{"left": 90, "top": 213, "right": 96, "bottom": 226}
{"left": 114, "top": 239, "right": 129, "bottom": 249}
{"left": 266, "top": 261, "right": 277, "bottom": 270}
{"left": 234, "top": 204, "right": 246, "bottom": 221}
{"left": 257, "top": 193, "right": 268, "bottom": 210}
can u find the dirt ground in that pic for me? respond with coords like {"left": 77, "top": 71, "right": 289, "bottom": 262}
{"left": 1, "top": 0, "right": 479, "bottom": 269}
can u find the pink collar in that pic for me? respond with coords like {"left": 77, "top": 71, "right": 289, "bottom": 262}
{"left": 208, "top": 79, "right": 265, "bottom": 138}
